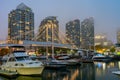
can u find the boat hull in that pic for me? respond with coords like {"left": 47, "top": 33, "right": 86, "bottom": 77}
{"left": 92, "top": 57, "right": 111, "bottom": 62}
{"left": 0, "top": 70, "right": 18, "bottom": 78}
{"left": 112, "top": 71, "right": 120, "bottom": 75}
{"left": 1, "top": 66, "right": 44, "bottom": 75}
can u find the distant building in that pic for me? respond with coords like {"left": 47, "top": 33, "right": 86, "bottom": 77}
{"left": 117, "top": 28, "right": 120, "bottom": 44}
{"left": 81, "top": 17, "right": 94, "bottom": 49}
{"left": 95, "top": 33, "right": 113, "bottom": 47}
{"left": 8, "top": 3, "right": 34, "bottom": 44}
{"left": 0, "top": 40, "right": 7, "bottom": 44}
{"left": 66, "top": 19, "right": 80, "bottom": 48}
{"left": 37, "top": 16, "right": 59, "bottom": 43}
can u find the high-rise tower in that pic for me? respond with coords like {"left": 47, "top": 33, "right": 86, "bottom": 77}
{"left": 37, "top": 16, "right": 59, "bottom": 43}
{"left": 66, "top": 19, "right": 80, "bottom": 48}
{"left": 81, "top": 17, "right": 94, "bottom": 49}
{"left": 8, "top": 3, "right": 34, "bottom": 43}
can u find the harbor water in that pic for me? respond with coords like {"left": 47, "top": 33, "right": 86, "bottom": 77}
{"left": 0, "top": 61, "right": 120, "bottom": 80}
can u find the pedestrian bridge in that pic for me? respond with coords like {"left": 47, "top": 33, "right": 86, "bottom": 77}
{"left": 0, "top": 40, "right": 78, "bottom": 50}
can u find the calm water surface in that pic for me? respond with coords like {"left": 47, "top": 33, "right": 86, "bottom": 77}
{"left": 0, "top": 61, "right": 120, "bottom": 80}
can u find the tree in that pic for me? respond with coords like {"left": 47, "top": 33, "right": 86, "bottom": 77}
{"left": 0, "top": 48, "right": 10, "bottom": 56}
{"left": 110, "top": 46, "right": 115, "bottom": 53}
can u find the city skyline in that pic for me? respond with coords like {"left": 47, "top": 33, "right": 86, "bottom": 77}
{"left": 1, "top": 0, "right": 120, "bottom": 43}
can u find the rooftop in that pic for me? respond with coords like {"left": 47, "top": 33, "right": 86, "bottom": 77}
{"left": 16, "top": 3, "right": 32, "bottom": 12}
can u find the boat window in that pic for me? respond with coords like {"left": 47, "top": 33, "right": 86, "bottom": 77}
{"left": 15, "top": 64, "right": 18, "bottom": 66}
{"left": 15, "top": 63, "right": 24, "bottom": 66}
{"left": 15, "top": 56, "right": 30, "bottom": 61}
{"left": 24, "top": 56, "right": 30, "bottom": 60}
{"left": 16, "top": 57, "right": 25, "bottom": 61}
{"left": 9, "top": 57, "right": 16, "bottom": 61}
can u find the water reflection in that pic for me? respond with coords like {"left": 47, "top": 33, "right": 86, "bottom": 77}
{"left": 16, "top": 76, "right": 42, "bottom": 80}
{"left": 0, "top": 76, "right": 42, "bottom": 80}
{"left": 42, "top": 62, "right": 120, "bottom": 80}
{"left": 42, "top": 69, "right": 69, "bottom": 80}
{"left": 118, "top": 61, "right": 120, "bottom": 69}
{"left": 79, "top": 63, "right": 95, "bottom": 80}
{"left": 0, "top": 62, "right": 120, "bottom": 80}
{"left": 94, "top": 61, "right": 120, "bottom": 80}
{"left": 42, "top": 64, "right": 95, "bottom": 80}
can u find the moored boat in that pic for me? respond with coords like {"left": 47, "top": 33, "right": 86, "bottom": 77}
{"left": 1, "top": 50, "right": 44, "bottom": 75}
{"left": 0, "top": 69, "right": 18, "bottom": 78}
{"left": 92, "top": 54, "right": 111, "bottom": 62}
{"left": 37, "top": 56, "right": 68, "bottom": 69}
{"left": 112, "top": 71, "right": 120, "bottom": 75}
{"left": 56, "top": 54, "right": 81, "bottom": 66}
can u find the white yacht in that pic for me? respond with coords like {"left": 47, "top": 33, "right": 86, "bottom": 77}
{"left": 112, "top": 71, "right": 120, "bottom": 75}
{"left": 92, "top": 54, "right": 111, "bottom": 62}
{"left": 56, "top": 54, "right": 81, "bottom": 65}
{"left": 1, "top": 50, "right": 44, "bottom": 75}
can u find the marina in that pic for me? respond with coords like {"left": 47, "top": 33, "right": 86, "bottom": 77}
{"left": 0, "top": 45, "right": 119, "bottom": 80}
{"left": 0, "top": 61, "right": 120, "bottom": 80}
{"left": 0, "top": 44, "right": 120, "bottom": 80}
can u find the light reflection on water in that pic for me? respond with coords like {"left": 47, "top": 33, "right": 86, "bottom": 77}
{"left": 0, "top": 61, "right": 120, "bottom": 80}
{"left": 16, "top": 76, "right": 42, "bottom": 80}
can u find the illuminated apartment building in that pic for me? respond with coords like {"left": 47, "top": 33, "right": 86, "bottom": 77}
{"left": 8, "top": 3, "right": 34, "bottom": 43}
{"left": 81, "top": 17, "right": 94, "bottom": 49}
{"left": 66, "top": 19, "right": 80, "bottom": 48}
{"left": 37, "top": 16, "right": 59, "bottom": 43}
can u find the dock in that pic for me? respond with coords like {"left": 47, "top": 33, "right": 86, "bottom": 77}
{"left": 0, "top": 70, "right": 18, "bottom": 78}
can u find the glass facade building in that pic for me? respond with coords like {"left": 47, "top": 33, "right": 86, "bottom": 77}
{"left": 8, "top": 3, "right": 34, "bottom": 43}
{"left": 66, "top": 19, "right": 80, "bottom": 48}
{"left": 95, "top": 33, "right": 113, "bottom": 47}
{"left": 37, "top": 16, "right": 59, "bottom": 43}
{"left": 81, "top": 17, "right": 94, "bottom": 49}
